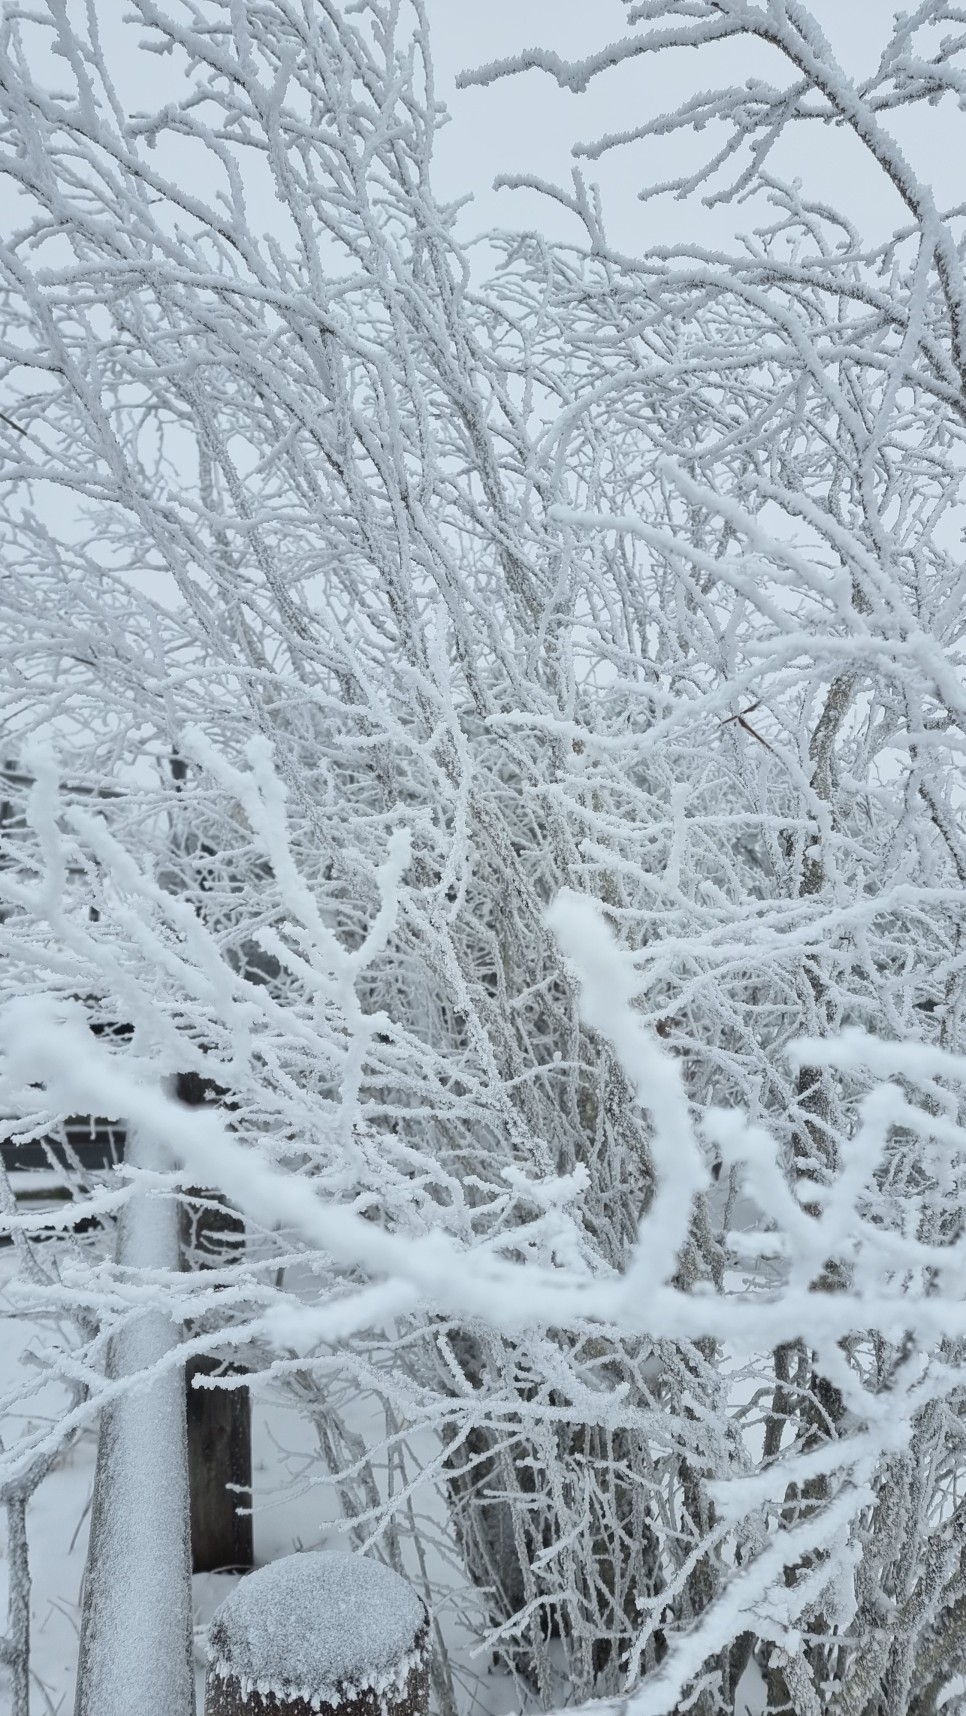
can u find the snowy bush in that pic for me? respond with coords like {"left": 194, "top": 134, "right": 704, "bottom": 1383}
{"left": 2, "top": 3, "right": 966, "bottom": 1715}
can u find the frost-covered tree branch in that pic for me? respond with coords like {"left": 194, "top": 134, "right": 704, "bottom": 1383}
{"left": 1, "top": 2, "right": 966, "bottom": 1713}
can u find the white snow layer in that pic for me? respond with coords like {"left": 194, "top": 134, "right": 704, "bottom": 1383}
{"left": 73, "top": 1126, "right": 195, "bottom": 1716}
{"left": 207, "top": 1552, "right": 427, "bottom": 1702}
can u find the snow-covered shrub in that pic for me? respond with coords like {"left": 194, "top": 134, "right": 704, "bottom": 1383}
{"left": 2, "top": 4, "right": 966, "bottom": 1715}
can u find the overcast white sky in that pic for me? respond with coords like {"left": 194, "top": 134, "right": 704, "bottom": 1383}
{"left": 425, "top": 0, "right": 963, "bottom": 256}
{"left": 2, "top": 3, "right": 961, "bottom": 279}
{"left": 1, "top": 0, "right": 960, "bottom": 760}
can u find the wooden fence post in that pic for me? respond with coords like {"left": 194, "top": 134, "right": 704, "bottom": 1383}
{"left": 177, "top": 1066, "right": 254, "bottom": 1576}
{"left": 204, "top": 1553, "right": 430, "bottom": 1716}
{"left": 185, "top": 1352, "right": 254, "bottom": 1574}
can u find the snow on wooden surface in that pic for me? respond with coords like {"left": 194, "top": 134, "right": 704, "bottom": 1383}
{"left": 207, "top": 1553, "right": 427, "bottom": 1703}
{"left": 73, "top": 1126, "right": 195, "bottom": 1716}
{"left": 0, "top": 1243, "right": 498, "bottom": 1716}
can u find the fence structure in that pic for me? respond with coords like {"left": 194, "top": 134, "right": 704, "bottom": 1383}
{"left": 73, "top": 1125, "right": 195, "bottom": 1716}
{"left": 205, "top": 1553, "right": 431, "bottom": 1716}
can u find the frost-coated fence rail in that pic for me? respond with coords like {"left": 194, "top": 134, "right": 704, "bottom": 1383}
{"left": 73, "top": 1125, "right": 194, "bottom": 1716}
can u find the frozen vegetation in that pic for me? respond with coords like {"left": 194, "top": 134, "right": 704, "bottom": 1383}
{"left": 2, "top": 4, "right": 966, "bottom": 1715}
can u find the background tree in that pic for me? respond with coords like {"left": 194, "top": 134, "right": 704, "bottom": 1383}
{"left": 2, "top": 4, "right": 966, "bottom": 1715}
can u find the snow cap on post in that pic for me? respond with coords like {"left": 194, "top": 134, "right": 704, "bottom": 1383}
{"left": 204, "top": 1553, "right": 430, "bottom": 1716}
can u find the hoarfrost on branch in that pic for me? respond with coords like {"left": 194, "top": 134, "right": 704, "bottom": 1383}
{"left": 2, "top": 4, "right": 966, "bottom": 1715}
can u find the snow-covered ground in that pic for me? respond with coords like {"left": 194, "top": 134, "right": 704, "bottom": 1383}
{"left": 0, "top": 1232, "right": 513, "bottom": 1716}
{"left": 0, "top": 1240, "right": 355, "bottom": 1713}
